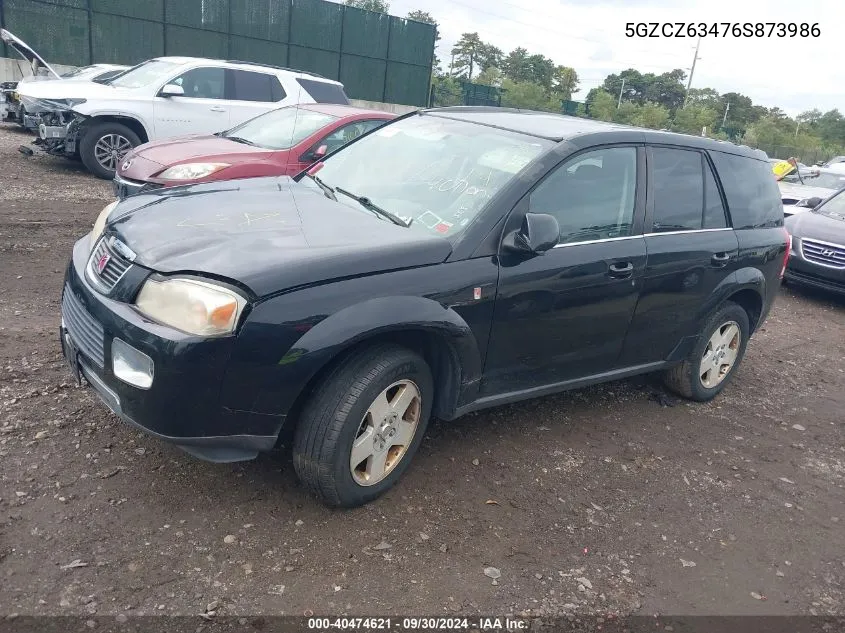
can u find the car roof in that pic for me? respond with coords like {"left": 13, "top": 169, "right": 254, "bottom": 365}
{"left": 299, "top": 103, "right": 395, "bottom": 119}
{"left": 148, "top": 57, "right": 342, "bottom": 84}
{"left": 424, "top": 106, "right": 767, "bottom": 160}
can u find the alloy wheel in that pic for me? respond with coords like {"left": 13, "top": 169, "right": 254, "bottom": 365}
{"left": 350, "top": 379, "right": 421, "bottom": 486}
{"left": 93, "top": 134, "right": 133, "bottom": 172}
{"left": 699, "top": 320, "right": 741, "bottom": 388}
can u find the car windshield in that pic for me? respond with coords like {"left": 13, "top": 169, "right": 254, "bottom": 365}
{"left": 815, "top": 189, "right": 845, "bottom": 221}
{"left": 60, "top": 66, "right": 96, "bottom": 79}
{"left": 222, "top": 107, "right": 338, "bottom": 150}
{"left": 298, "top": 113, "right": 552, "bottom": 238}
{"left": 109, "top": 60, "right": 181, "bottom": 89}
{"left": 800, "top": 172, "right": 845, "bottom": 190}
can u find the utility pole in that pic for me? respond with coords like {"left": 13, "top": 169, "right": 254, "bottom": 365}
{"left": 617, "top": 78, "right": 626, "bottom": 108}
{"left": 795, "top": 121, "right": 801, "bottom": 138}
{"left": 683, "top": 37, "right": 702, "bottom": 108}
{"left": 722, "top": 102, "right": 730, "bottom": 129}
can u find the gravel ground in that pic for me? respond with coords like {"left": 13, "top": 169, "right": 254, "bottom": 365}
{"left": 0, "top": 122, "right": 843, "bottom": 621}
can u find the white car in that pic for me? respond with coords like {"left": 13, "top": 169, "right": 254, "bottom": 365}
{"left": 1, "top": 29, "right": 128, "bottom": 124}
{"left": 16, "top": 56, "right": 350, "bottom": 179}
{"left": 779, "top": 168, "right": 845, "bottom": 216}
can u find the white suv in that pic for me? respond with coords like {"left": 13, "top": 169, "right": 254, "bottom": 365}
{"left": 16, "top": 56, "right": 350, "bottom": 179}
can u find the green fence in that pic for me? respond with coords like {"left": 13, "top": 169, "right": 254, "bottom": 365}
{"left": 0, "top": 0, "right": 435, "bottom": 106}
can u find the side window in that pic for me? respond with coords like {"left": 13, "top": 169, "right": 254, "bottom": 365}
{"left": 529, "top": 146, "right": 637, "bottom": 243}
{"left": 229, "top": 70, "right": 285, "bottom": 102}
{"left": 168, "top": 67, "right": 225, "bottom": 99}
{"left": 710, "top": 152, "right": 784, "bottom": 229}
{"left": 651, "top": 147, "right": 705, "bottom": 232}
{"left": 317, "top": 120, "right": 384, "bottom": 154}
{"left": 703, "top": 159, "right": 728, "bottom": 228}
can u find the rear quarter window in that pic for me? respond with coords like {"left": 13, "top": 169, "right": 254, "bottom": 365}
{"left": 296, "top": 78, "right": 350, "bottom": 105}
{"left": 710, "top": 151, "right": 784, "bottom": 229}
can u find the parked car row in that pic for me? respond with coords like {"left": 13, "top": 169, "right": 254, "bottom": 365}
{"left": 59, "top": 108, "right": 791, "bottom": 507}
{"left": 2, "top": 28, "right": 353, "bottom": 179}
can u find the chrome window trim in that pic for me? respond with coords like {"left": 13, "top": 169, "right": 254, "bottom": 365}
{"left": 552, "top": 235, "right": 643, "bottom": 249}
{"left": 644, "top": 228, "right": 733, "bottom": 237}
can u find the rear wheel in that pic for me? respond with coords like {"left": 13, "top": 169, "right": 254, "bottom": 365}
{"left": 293, "top": 344, "right": 433, "bottom": 508}
{"left": 80, "top": 121, "right": 140, "bottom": 179}
{"left": 663, "top": 301, "right": 750, "bottom": 402}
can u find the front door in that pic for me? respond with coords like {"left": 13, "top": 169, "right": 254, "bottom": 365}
{"left": 152, "top": 67, "right": 230, "bottom": 139}
{"left": 482, "top": 145, "right": 647, "bottom": 396}
{"left": 618, "top": 145, "right": 740, "bottom": 365}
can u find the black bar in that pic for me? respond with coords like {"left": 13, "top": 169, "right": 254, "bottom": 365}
{"left": 382, "top": 17, "right": 392, "bottom": 103}
{"left": 86, "top": 0, "right": 93, "bottom": 64}
{"left": 337, "top": 3, "right": 344, "bottom": 82}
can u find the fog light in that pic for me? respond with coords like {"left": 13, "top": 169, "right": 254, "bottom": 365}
{"left": 111, "top": 338, "right": 154, "bottom": 389}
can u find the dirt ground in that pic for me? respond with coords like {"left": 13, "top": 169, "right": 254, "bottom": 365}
{"left": 0, "top": 123, "right": 843, "bottom": 621}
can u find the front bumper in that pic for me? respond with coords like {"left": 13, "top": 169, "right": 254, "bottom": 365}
{"left": 60, "top": 236, "right": 279, "bottom": 461}
{"left": 785, "top": 239, "right": 845, "bottom": 295}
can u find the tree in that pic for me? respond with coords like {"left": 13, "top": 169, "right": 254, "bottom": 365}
{"left": 502, "top": 48, "right": 531, "bottom": 83}
{"left": 477, "top": 44, "right": 504, "bottom": 74}
{"left": 526, "top": 54, "right": 555, "bottom": 91}
{"left": 685, "top": 87, "right": 721, "bottom": 111}
{"left": 475, "top": 67, "right": 503, "bottom": 87}
{"left": 450, "top": 32, "right": 485, "bottom": 80}
{"left": 407, "top": 10, "right": 441, "bottom": 74}
{"left": 345, "top": 0, "right": 389, "bottom": 13}
{"left": 633, "top": 101, "right": 671, "bottom": 129}
{"left": 551, "top": 66, "right": 579, "bottom": 100}
{"left": 796, "top": 109, "right": 822, "bottom": 126}
{"left": 586, "top": 89, "right": 616, "bottom": 122}
{"left": 674, "top": 104, "right": 719, "bottom": 135}
{"left": 721, "top": 92, "right": 757, "bottom": 131}
{"left": 500, "top": 78, "right": 558, "bottom": 112}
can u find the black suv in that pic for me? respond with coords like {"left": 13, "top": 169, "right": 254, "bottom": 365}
{"left": 60, "top": 107, "right": 788, "bottom": 507}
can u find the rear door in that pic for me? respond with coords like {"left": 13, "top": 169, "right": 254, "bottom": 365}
{"left": 225, "top": 69, "right": 286, "bottom": 128}
{"left": 152, "top": 66, "right": 230, "bottom": 139}
{"left": 482, "top": 145, "right": 647, "bottom": 395}
{"left": 618, "top": 145, "right": 739, "bottom": 365}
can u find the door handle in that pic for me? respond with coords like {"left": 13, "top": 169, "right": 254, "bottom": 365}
{"left": 209, "top": 106, "right": 226, "bottom": 112}
{"left": 711, "top": 252, "right": 731, "bottom": 267}
{"left": 608, "top": 261, "right": 634, "bottom": 278}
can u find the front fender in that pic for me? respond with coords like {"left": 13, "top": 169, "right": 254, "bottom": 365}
{"left": 222, "top": 294, "right": 484, "bottom": 422}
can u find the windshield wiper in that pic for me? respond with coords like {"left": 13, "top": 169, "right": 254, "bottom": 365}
{"left": 335, "top": 187, "right": 412, "bottom": 227}
{"left": 225, "top": 136, "right": 258, "bottom": 147}
{"left": 303, "top": 172, "right": 337, "bottom": 201}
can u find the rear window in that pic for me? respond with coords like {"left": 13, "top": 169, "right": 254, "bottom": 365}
{"left": 228, "top": 69, "right": 285, "bottom": 103}
{"left": 710, "top": 151, "right": 784, "bottom": 229}
{"left": 296, "top": 78, "right": 350, "bottom": 105}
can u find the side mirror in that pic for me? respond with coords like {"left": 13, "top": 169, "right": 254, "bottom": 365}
{"left": 160, "top": 83, "right": 184, "bottom": 98}
{"left": 302, "top": 144, "right": 328, "bottom": 163}
{"left": 502, "top": 213, "right": 560, "bottom": 255}
{"left": 798, "top": 196, "right": 823, "bottom": 209}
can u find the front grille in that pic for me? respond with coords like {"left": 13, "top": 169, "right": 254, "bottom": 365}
{"left": 62, "top": 285, "right": 105, "bottom": 368}
{"left": 801, "top": 238, "right": 845, "bottom": 269}
{"left": 87, "top": 237, "right": 131, "bottom": 293}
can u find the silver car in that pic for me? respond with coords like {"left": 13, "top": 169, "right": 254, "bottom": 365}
{"left": 779, "top": 168, "right": 845, "bottom": 216}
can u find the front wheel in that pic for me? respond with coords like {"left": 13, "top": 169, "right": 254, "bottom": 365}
{"left": 79, "top": 121, "right": 140, "bottom": 179}
{"left": 663, "top": 301, "right": 750, "bottom": 402}
{"left": 293, "top": 344, "right": 433, "bottom": 507}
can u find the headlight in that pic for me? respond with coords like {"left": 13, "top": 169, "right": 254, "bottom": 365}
{"left": 156, "top": 163, "right": 230, "bottom": 180}
{"left": 91, "top": 200, "right": 119, "bottom": 246}
{"left": 135, "top": 278, "right": 246, "bottom": 336}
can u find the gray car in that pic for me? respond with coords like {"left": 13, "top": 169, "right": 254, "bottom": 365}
{"left": 779, "top": 168, "right": 845, "bottom": 216}
{"left": 784, "top": 187, "right": 845, "bottom": 295}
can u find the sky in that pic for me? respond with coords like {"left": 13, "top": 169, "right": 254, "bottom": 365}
{"left": 383, "top": 0, "right": 841, "bottom": 116}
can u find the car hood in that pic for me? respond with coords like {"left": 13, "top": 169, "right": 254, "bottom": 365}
{"left": 16, "top": 79, "right": 131, "bottom": 102}
{"left": 1, "top": 28, "right": 60, "bottom": 79}
{"left": 125, "top": 136, "right": 276, "bottom": 176}
{"left": 106, "top": 176, "right": 453, "bottom": 297}
{"left": 786, "top": 208, "right": 845, "bottom": 244}
{"left": 778, "top": 182, "right": 836, "bottom": 203}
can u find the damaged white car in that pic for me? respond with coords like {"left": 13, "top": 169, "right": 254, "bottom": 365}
{"left": 0, "top": 29, "right": 127, "bottom": 126}
{"left": 15, "top": 55, "right": 351, "bottom": 179}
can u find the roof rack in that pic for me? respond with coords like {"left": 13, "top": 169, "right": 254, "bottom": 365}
{"left": 223, "top": 60, "right": 328, "bottom": 80}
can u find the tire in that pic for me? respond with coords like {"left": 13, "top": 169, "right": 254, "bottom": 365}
{"left": 79, "top": 121, "right": 141, "bottom": 180}
{"left": 663, "top": 301, "right": 750, "bottom": 402}
{"left": 293, "top": 344, "right": 433, "bottom": 508}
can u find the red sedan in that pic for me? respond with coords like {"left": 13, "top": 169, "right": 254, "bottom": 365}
{"left": 113, "top": 104, "right": 395, "bottom": 199}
